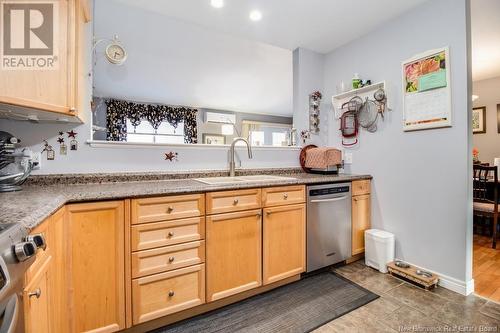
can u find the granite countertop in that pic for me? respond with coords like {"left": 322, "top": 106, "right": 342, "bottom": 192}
{"left": 0, "top": 172, "right": 371, "bottom": 230}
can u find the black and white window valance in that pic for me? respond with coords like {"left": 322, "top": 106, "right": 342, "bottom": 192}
{"left": 105, "top": 99, "right": 198, "bottom": 144}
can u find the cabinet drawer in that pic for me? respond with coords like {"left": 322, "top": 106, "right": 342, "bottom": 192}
{"left": 132, "top": 264, "right": 205, "bottom": 324}
{"left": 132, "top": 194, "right": 205, "bottom": 224}
{"left": 131, "top": 217, "right": 205, "bottom": 251}
{"left": 131, "top": 241, "right": 205, "bottom": 278}
{"left": 352, "top": 180, "right": 371, "bottom": 196}
{"left": 206, "top": 189, "right": 261, "bottom": 215}
{"left": 262, "top": 185, "right": 305, "bottom": 207}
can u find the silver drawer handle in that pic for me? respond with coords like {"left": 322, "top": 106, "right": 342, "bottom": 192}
{"left": 168, "top": 256, "right": 175, "bottom": 263}
{"left": 233, "top": 198, "right": 239, "bottom": 205}
{"left": 310, "top": 196, "right": 348, "bottom": 203}
{"left": 168, "top": 231, "right": 174, "bottom": 237}
{"left": 168, "top": 290, "right": 175, "bottom": 297}
{"left": 28, "top": 288, "right": 41, "bottom": 299}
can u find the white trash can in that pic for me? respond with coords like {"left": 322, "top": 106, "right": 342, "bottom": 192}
{"left": 364, "top": 229, "right": 395, "bottom": 273}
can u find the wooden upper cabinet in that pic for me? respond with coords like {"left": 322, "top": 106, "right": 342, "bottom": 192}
{"left": 263, "top": 204, "right": 306, "bottom": 285}
{"left": 66, "top": 201, "right": 126, "bottom": 333}
{"left": 206, "top": 210, "right": 262, "bottom": 302}
{"left": 352, "top": 194, "right": 371, "bottom": 256}
{"left": 0, "top": 0, "right": 89, "bottom": 118}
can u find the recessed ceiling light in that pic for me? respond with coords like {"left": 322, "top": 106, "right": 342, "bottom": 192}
{"left": 211, "top": 0, "right": 224, "bottom": 8}
{"left": 249, "top": 10, "right": 262, "bottom": 21}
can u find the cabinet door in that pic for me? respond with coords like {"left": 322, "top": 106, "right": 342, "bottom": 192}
{"left": 263, "top": 204, "right": 306, "bottom": 285}
{"left": 0, "top": 0, "right": 82, "bottom": 115}
{"left": 24, "top": 256, "right": 53, "bottom": 333}
{"left": 352, "top": 194, "right": 371, "bottom": 255}
{"left": 206, "top": 210, "right": 262, "bottom": 301}
{"left": 51, "top": 207, "right": 69, "bottom": 333}
{"left": 66, "top": 201, "right": 126, "bottom": 333}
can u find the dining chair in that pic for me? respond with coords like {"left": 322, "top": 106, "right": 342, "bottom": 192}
{"left": 473, "top": 165, "right": 498, "bottom": 249}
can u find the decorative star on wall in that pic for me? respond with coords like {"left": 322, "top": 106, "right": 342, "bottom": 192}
{"left": 58, "top": 131, "right": 64, "bottom": 136}
{"left": 67, "top": 130, "right": 77, "bottom": 138}
{"left": 164, "top": 151, "right": 178, "bottom": 162}
{"left": 57, "top": 137, "right": 65, "bottom": 144}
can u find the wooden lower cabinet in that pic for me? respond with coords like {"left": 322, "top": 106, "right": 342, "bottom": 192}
{"left": 206, "top": 210, "right": 262, "bottom": 302}
{"left": 66, "top": 201, "right": 126, "bottom": 333}
{"left": 132, "top": 264, "right": 205, "bottom": 324}
{"left": 23, "top": 256, "right": 53, "bottom": 333}
{"left": 263, "top": 203, "right": 306, "bottom": 285}
{"left": 352, "top": 193, "right": 371, "bottom": 255}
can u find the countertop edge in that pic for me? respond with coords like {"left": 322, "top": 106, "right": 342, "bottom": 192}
{"left": 2, "top": 173, "right": 372, "bottom": 231}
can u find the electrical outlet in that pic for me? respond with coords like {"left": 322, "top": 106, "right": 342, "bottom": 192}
{"left": 31, "top": 152, "right": 41, "bottom": 170}
{"left": 344, "top": 152, "right": 353, "bottom": 164}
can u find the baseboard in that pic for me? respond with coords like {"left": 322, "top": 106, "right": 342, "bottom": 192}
{"left": 394, "top": 258, "right": 473, "bottom": 296}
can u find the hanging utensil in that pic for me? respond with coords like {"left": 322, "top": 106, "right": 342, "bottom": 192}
{"left": 340, "top": 110, "right": 358, "bottom": 146}
{"left": 373, "top": 88, "right": 387, "bottom": 120}
{"left": 357, "top": 98, "right": 378, "bottom": 130}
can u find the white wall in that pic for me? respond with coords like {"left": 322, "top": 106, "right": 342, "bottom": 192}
{"left": 322, "top": 0, "right": 472, "bottom": 288}
{"left": 472, "top": 76, "right": 500, "bottom": 164}
{"left": 292, "top": 48, "right": 328, "bottom": 146}
{"left": 93, "top": 0, "right": 292, "bottom": 117}
{"left": 0, "top": 2, "right": 299, "bottom": 175}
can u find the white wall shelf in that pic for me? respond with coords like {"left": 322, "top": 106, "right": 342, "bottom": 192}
{"left": 332, "top": 81, "right": 385, "bottom": 101}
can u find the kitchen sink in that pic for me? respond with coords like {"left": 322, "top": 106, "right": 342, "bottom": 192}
{"left": 193, "top": 175, "right": 296, "bottom": 185}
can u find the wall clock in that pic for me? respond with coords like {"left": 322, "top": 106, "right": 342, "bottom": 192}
{"left": 105, "top": 42, "right": 127, "bottom": 65}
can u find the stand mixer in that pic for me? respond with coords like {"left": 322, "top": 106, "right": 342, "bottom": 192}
{"left": 0, "top": 131, "right": 36, "bottom": 192}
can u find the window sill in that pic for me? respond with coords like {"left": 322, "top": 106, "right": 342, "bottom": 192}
{"left": 86, "top": 140, "right": 301, "bottom": 151}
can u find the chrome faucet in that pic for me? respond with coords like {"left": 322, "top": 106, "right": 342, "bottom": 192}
{"left": 229, "top": 137, "right": 253, "bottom": 177}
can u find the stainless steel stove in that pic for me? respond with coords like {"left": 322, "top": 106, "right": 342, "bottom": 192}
{"left": 0, "top": 223, "right": 45, "bottom": 333}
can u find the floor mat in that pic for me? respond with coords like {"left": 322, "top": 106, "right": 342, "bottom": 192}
{"left": 151, "top": 271, "right": 379, "bottom": 333}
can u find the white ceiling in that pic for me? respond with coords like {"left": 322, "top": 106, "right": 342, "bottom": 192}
{"left": 471, "top": 0, "right": 500, "bottom": 81}
{"left": 112, "top": 0, "right": 428, "bottom": 54}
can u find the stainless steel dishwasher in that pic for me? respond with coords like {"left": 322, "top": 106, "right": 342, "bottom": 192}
{"left": 307, "top": 183, "right": 352, "bottom": 272}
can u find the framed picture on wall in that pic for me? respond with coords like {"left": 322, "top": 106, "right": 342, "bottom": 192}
{"left": 472, "top": 106, "right": 486, "bottom": 134}
{"left": 203, "top": 134, "right": 226, "bottom": 145}
{"left": 497, "top": 104, "right": 500, "bottom": 133}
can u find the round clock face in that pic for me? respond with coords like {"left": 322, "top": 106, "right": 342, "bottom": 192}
{"left": 105, "top": 43, "right": 127, "bottom": 65}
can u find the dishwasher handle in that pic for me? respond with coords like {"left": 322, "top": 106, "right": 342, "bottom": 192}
{"left": 310, "top": 195, "right": 349, "bottom": 203}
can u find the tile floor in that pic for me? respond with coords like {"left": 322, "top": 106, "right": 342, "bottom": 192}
{"left": 313, "top": 260, "right": 500, "bottom": 332}
{"left": 474, "top": 235, "right": 500, "bottom": 302}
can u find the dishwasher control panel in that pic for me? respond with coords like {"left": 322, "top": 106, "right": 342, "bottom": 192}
{"left": 309, "top": 186, "right": 350, "bottom": 197}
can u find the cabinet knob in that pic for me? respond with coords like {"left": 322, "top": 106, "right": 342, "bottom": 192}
{"left": 168, "top": 256, "right": 175, "bottom": 263}
{"left": 266, "top": 211, "right": 271, "bottom": 216}
{"left": 69, "top": 107, "right": 76, "bottom": 113}
{"left": 28, "top": 288, "right": 41, "bottom": 299}
{"left": 168, "top": 290, "right": 175, "bottom": 297}
{"left": 233, "top": 198, "right": 239, "bottom": 205}
{"left": 167, "top": 206, "right": 174, "bottom": 213}
{"left": 168, "top": 231, "right": 174, "bottom": 237}
{"left": 283, "top": 193, "right": 288, "bottom": 200}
